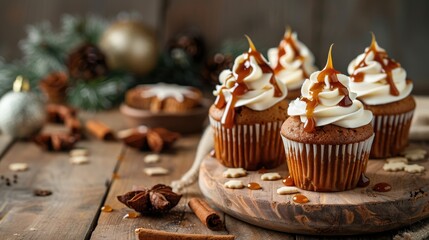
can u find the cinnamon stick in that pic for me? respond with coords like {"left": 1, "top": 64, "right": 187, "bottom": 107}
{"left": 188, "top": 198, "right": 224, "bottom": 231}
{"left": 135, "top": 228, "right": 234, "bottom": 240}
{"left": 85, "top": 120, "right": 114, "bottom": 140}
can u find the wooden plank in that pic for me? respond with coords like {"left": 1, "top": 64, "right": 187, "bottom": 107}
{"left": 0, "top": 110, "right": 125, "bottom": 239}
{"left": 91, "top": 133, "right": 298, "bottom": 239}
{"left": 225, "top": 215, "right": 294, "bottom": 240}
{"left": 90, "top": 134, "right": 231, "bottom": 239}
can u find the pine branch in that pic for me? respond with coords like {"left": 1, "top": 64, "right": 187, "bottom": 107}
{"left": 0, "top": 60, "right": 40, "bottom": 96}
{"left": 60, "top": 14, "right": 108, "bottom": 49}
{"left": 19, "top": 22, "right": 66, "bottom": 78}
{"left": 67, "top": 72, "right": 134, "bottom": 111}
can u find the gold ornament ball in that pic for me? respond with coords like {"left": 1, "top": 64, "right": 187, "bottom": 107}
{"left": 99, "top": 21, "right": 158, "bottom": 75}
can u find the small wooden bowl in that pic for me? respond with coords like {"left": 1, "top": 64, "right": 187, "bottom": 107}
{"left": 119, "top": 99, "right": 210, "bottom": 134}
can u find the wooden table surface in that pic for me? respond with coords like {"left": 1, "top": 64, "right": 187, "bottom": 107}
{"left": 0, "top": 99, "right": 429, "bottom": 240}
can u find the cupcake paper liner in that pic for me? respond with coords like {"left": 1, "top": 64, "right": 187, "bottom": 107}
{"left": 210, "top": 117, "right": 285, "bottom": 170}
{"left": 370, "top": 110, "right": 414, "bottom": 158}
{"left": 281, "top": 134, "right": 374, "bottom": 192}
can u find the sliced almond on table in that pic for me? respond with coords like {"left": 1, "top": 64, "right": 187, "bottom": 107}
{"left": 70, "top": 156, "right": 90, "bottom": 165}
{"left": 9, "top": 163, "right": 29, "bottom": 172}
{"left": 143, "top": 167, "right": 169, "bottom": 176}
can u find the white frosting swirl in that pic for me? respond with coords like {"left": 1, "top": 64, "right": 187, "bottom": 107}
{"left": 213, "top": 52, "right": 287, "bottom": 111}
{"left": 288, "top": 71, "right": 373, "bottom": 128}
{"left": 140, "top": 83, "right": 199, "bottom": 102}
{"left": 347, "top": 41, "right": 412, "bottom": 105}
{"left": 267, "top": 32, "right": 318, "bottom": 90}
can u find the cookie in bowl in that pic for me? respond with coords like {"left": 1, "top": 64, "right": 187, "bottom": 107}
{"left": 121, "top": 83, "right": 208, "bottom": 134}
{"left": 125, "top": 83, "right": 203, "bottom": 113}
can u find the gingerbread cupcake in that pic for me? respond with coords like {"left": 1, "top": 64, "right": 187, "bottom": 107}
{"left": 348, "top": 34, "right": 415, "bottom": 158}
{"left": 210, "top": 36, "right": 288, "bottom": 170}
{"left": 281, "top": 45, "right": 374, "bottom": 192}
{"left": 125, "top": 83, "right": 202, "bottom": 113}
{"left": 267, "top": 28, "right": 318, "bottom": 100}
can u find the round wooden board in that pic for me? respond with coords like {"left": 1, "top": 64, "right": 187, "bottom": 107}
{"left": 199, "top": 152, "right": 429, "bottom": 235}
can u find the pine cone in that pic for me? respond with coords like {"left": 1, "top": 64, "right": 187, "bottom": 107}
{"left": 202, "top": 53, "right": 233, "bottom": 85}
{"left": 67, "top": 43, "right": 109, "bottom": 81}
{"left": 39, "top": 72, "right": 69, "bottom": 103}
{"left": 167, "top": 33, "right": 205, "bottom": 62}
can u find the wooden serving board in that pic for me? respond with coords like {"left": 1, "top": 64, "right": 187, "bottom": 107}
{"left": 199, "top": 145, "right": 429, "bottom": 235}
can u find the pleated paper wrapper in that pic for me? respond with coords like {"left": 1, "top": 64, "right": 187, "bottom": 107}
{"left": 370, "top": 110, "right": 414, "bottom": 158}
{"left": 281, "top": 134, "right": 374, "bottom": 192}
{"left": 210, "top": 117, "right": 285, "bottom": 171}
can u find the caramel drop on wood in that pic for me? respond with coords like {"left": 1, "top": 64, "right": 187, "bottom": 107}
{"left": 101, "top": 205, "right": 113, "bottom": 212}
{"left": 124, "top": 211, "right": 140, "bottom": 219}
{"left": 247, "top": 182, "right": 262, "bottom": 190}
{"left": 257, "top": 167, "right": 267, "bottom": 174}
{"left": 373, "top": 182, "right": 392, "bottom": 192}
{"left": 357, "top": 173, "right": 370, "bottom": 188}
{"left": 293, "top": 194, "right": 309, "bottom": 204}
{"left": 282, "top": 176, "right": 295, "bottom": 186}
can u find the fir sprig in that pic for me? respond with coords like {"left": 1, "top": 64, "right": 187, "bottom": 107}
{"left": 67, "top": 72, "right": 133, "bottom": 111}
{"left": 19, "top": 22, "right": 66, "bottom": 77}
{"left": 60, "top": 14, "right": 108, "bottom": 49}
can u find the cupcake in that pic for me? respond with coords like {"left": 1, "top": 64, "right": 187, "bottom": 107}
{"left": 348, "top": 34, "right": 415, "bottom": 158}
{"left": 267, "top": 28, "right": 318, "bottom": 100}
{"left": 210, "top": 36, "right": 288, "bottom": 170}
{"left": 281, "top": 45, "right": 374, "bottom": 192}
{"left": 125, "top": 83, "right": 202, "bottom": 113}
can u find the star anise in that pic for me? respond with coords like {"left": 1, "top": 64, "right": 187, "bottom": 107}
{"left": 117, "top": 184, "right": 182, "bottom": 214}
{"left": 34, "top": 133, "right": 78, "bottom": 151}
{"left": 118, "top": 127, "right": 180, "bottom": 152}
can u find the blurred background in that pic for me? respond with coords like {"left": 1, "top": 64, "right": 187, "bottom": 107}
{"left": 0, "top": 0, "right": 428, "bottom": 95}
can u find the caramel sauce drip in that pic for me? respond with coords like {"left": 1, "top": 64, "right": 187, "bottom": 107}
{"left": 357, "top": 173, "right": 370, "bottom": 188}
{"left": 101, "top": 205, "right": 113, "bottom": 212}
{"left": 301, "top": 45, "right": 353, "bottom": 133}
{"left": 350, "top": 33, "right": 400, "bottom": 96}
{"left": 293, "top": 194, "right": 309, "bottom": 204}
{"left": 373, "top": 182, "right": 391, "bottom": 192}
{"left": 247, "top": 182, "right": 262, "bottom": 190}
{"left": 214, "top": 36, "right": 282, "bottom": 128}
{"left": 282, "top": 175, "right": 295, "bottom": 186}
{"left": 124, "top": 211, "right": 140, "bottom": 219}
{"left": 273, "top": 28, "right": 308, "bottom": 78}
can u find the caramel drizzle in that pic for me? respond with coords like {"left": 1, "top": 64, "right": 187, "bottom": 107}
{"left": 301, "top": 45, "right": 353, "bottom": 133}
{"left": 350, "top": 33, "right": 400, "bottom": 96}
{"left": 273, "top": 27, "right": 308, "bottom": 78}
{"left": 214, "top": 36, "right": 282, "bottom": 128}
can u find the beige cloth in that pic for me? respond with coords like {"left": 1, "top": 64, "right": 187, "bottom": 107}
{"left": 410, "top": 96, "right": 429, "bottom": 140}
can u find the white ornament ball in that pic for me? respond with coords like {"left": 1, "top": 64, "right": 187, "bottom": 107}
{"left": 0, "top": 91, "right": 45, "bottom": 138}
